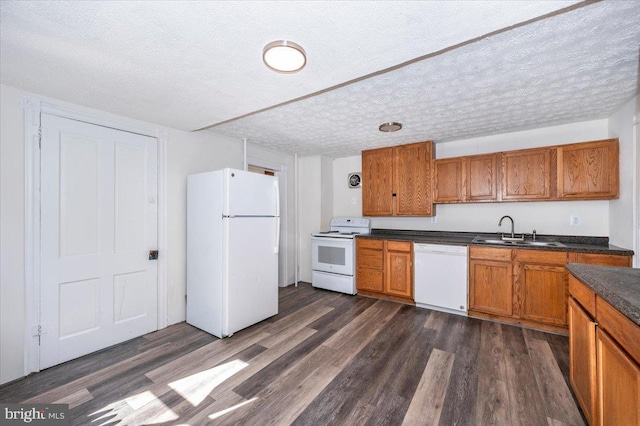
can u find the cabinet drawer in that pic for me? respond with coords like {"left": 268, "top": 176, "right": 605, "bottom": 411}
{"left": 358, "top": 250, "right": 384, "bottom": 269}
{"left": 357, "top": 239, "right": 384, "bottom": 250}
{"left": 597, "top": 297, "right": 640, "bottom": 364}
{"left": 356, "top": 268, "right": 384, "bottom": 293}
{"left": 514, "top": 249, "right": 567, "bottom": 265}
{"left": 469, "top": 246, "right": 512, "bottom": 261}
{"left": 573, "top": 252, "right": 631, "bottom": 267}
{"left": 568, "top": 275, "right": 596, "bottom": 317}
{"left": 386, "top": 240, "right": 412, "bottom": 252}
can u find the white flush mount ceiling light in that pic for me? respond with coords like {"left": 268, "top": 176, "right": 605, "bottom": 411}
{"left": 379, "top": 122, "right": 402, "bottom": 132}
{"left": 263, "top": 40, "right": 306, "bottom": 73}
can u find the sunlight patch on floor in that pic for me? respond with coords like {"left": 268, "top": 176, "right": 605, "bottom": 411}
{"left": 208, "top": 397, "right": 258, "bottom": 420}
{"left": 168, "top": 359, "right": 249, "bottom": 406}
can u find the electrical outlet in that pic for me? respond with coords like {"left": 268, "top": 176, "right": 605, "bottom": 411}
{"left": 570, "top": 215, "right": 581, "bottom": 226}
{"left": 431, "top": 216, "right": 438, "bottom": 224}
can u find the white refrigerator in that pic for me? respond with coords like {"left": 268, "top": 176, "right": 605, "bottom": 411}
{"left": 187, "top": 168, "right": 280, "bottom": 338}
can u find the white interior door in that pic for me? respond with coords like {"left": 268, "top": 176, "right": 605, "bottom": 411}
{"left": 39, "top": 114, "right": 158, "bottom": 370}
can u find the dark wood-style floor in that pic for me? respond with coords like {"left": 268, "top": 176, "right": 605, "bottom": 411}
{"left": 0, "top": 283, "right": 585, "bottom": 425}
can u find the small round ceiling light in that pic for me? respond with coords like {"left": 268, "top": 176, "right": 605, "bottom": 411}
{"left": 263, "top": 40, "right": 306, "bottom": 73}
{"left": 379, "top": 122, "right": 403, "bottom": 132}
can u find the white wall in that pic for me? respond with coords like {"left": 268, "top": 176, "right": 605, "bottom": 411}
{"left": 167, "top": 132, "right": 243, "bottom": 324}
{"left": 334, "top": 156, "right": 363, "bottom": 218}
{"left": 0, "top": 84, "right": 26, "bottom": 385}
{"left": 247, "top": 143, "right": 297, "bottom": 286}
{"left": 321, "top": 156, "right": 334, "bottom": 226}
{"left": 333, "top": 120, "right": 614, "bottom": 237}
{"left": 296, "top": 155, "right": 334, "bottom": 282}
{"left": 0, "top": 84, "right": 244, "bottom": 384}
{"left": 297, "top": 157, "right": 321, "bottom": 282}
{"left": 608, "top": 95, "right": 638, "bottom": 261}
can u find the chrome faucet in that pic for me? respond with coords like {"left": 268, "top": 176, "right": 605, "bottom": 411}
{"left": 498, "top": 215, "right": 524, "bottom": 241}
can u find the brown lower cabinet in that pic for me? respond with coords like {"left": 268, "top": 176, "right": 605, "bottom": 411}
{"left": 469, "top": 246, "right": 569, "bottom": 332}
{"left": 569, "top": 274, "right": 640, "bottom": 426}
{"left": 356, "top": 238, "right": 413, "bottom": 303}
{"left": 468, "top": 248, "right": 513, "bottom": 316}
{"left": 597, "top": 329, "right": 640, "bottom": 426}
{"left": 569, "top": 296, "right": 597, "bottom": 425}
{"left": 469, "top": 246, "right": 631, "bottom": 333}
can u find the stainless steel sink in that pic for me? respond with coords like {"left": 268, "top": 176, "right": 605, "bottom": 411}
{"left": 472, "top": 237, "right": 565, "bottom": 248}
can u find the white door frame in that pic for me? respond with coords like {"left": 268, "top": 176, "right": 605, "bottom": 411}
{"left": 21, "top": 96, "right": 168, "bottom": 375}
{"left": 247, "top": 156, "right": 289, "bottom": 287}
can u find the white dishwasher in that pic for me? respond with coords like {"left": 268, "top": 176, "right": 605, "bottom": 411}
{"left": 414, "top": 243, "right": 468, "bottom": 316}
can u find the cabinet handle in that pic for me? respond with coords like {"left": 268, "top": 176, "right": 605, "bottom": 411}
{"left": 392, "top": 193, "right": 397, "bottom": 197}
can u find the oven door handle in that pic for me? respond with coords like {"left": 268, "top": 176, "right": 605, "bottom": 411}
{"left": 311, "top": 236, "right": 354, "bottom": 244}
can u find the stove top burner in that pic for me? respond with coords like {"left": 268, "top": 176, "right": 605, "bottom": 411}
{"left": 312, "top": 217, "right": 371, "bottom": 239}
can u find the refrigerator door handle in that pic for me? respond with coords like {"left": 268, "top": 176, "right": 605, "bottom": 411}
{"left": 274, "top": 216, "right": 280, "bottom": 254}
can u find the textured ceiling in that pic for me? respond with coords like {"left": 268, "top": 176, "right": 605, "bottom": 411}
{"left": 213, "top": 1, "right": 640, "bottom": 157}
{"left": 1, "top": 1, "right": 639, "bottom": 158}
{"left": 2, "top": 1, "right": 579, "bottom": 129}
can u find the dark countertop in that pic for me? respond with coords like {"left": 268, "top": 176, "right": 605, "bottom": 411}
{"left": 357, "top": 229, "right": 634, "bottom": 256}
{"left": 566, "top": 264, "right": 640, "bottom": 326}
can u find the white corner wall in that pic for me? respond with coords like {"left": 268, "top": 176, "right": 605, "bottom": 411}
{"left": 297, "top": 156, "right": 322, "bottom": 283}
{"left": 0, "top": 84, "right": 244, "bottom": 384}
{"left": 167, "top": 131, "right": 243, "bottom": 324}
{"left": 247, "top": 143, "right": 297, "bottom": 286}
{"left": 321, "top": 156, "right": 334, "bottom": 226}
{"left": 608, "top": 95, "right": 638, "bottom": 261}
{"left": 333, "top": 120, "right": 614, "bottom": 238}
{"left": 297, "top": 155, "right": 333, "bottom": 282}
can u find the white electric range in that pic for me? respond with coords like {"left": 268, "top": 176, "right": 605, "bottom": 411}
{"left": 311, "top": 217, "right": 371, "bottom": 294}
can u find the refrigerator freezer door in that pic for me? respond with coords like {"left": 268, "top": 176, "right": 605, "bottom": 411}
{"left": 223, "top": 216, "right": 278, "bottom": 336}
{"left": 224, "top": 168, "right": 279, "bottom": 217}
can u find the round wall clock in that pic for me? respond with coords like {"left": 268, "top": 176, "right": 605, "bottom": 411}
{"left": 348, "top": 172, "right": 362, "bottom": 188}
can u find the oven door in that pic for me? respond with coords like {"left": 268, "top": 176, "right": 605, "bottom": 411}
{"left": 311, "top": 237, "right": 354, "bottom": 276}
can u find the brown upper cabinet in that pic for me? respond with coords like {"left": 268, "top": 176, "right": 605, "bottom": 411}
{"left": 434, "top": 153, "right": 500, "bottom": 203}
{"left": 433, "top": 157, "right": 463, "bottom": 203}
{"left": 466, "top": 153, "right": 500, "bottom": 202}
{"left": 362, "top": 141, "right": 433, "bottom": 216}
{"left": 557, "top": 139, "right": 619, "bottom": 200}
{"left": 501, "top": 147, "right": 554, "bottom": 201}
{"left": 431, "top": 138, "right": 619, "bottom": 205}
{"left": 362, "top": 147, "right": 394, "bottom": 215}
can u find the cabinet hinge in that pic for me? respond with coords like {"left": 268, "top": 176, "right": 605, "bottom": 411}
{"left": 32, "top": 324, "right": 44, "bottom": 337}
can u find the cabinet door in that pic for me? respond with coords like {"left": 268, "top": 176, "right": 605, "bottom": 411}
{"left": 469, "top": 260, "right": 513, "bottom": 316}
{"left": 394, "top": 142, "right": 433, "bottom": 216}
{"left": 558, "top": 139, "right": 619, "bottom": 200}
{"left": 501, "top": 148, "right": 552, "bottom": 200}
{"left": 569, "top": 298, "right": 597, "bottom": 426}
{"left": 597, "top": 329, "right": 640, "bottom": 426}
{"left": 518, "top": 263, "right": 567, "bottom": 326}
{"left": 362, "top": 147, "right": 394, "bottom": 216}
{"left": 384, "top": 241, "right": 413, "bottom": 299}
{"left": 433, "top": 157, "right": 462, "bottom": 203}
{"left": 466, "top": 153, "right": 499, "bottom": 201}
